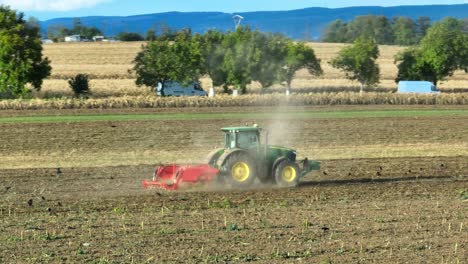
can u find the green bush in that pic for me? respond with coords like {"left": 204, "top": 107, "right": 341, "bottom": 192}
{"left": 68, "top": 74, "right": 91, "bottom": 97}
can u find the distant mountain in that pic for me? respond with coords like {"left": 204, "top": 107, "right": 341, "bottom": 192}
{"left": 39, "top": 4, "right": 468, "bottom": 40}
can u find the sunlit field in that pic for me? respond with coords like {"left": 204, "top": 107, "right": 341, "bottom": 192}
{"left": 37, "top": 41, "right": 467, "bottom": 98}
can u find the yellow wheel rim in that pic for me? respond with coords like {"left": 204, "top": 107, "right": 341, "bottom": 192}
{"left": 281, "top": 166, "right": 297, "bottom": 182}
{"left": 231, "top": 162, "right": 250, "bottom": 182}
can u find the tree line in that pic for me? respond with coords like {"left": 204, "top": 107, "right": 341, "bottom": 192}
{"left": 47, "top": 18, "right": 103, "bottom": 42}
{"left": 323, "top": 15, "right": 463, "bottom": 45}
{"left": 330, "top": 17, "right": 467, "bottom": 91}
{"left": 134, "top": 17, "right": 467, "bottom": 94}
{"left": 133, "top": 27, "right": 322, "bottom": 95}
{"left": 395, "top": 18, "right": 468, "bottom": 85}
{"left": 116, "top": 28, "right": 194, "bottom": 42}
{"left": 45, "top": 19, "right": 188, "bottom": 42}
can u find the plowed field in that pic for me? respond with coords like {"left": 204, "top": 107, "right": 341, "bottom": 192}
{"left": 1, "top": 106, "right": 467, "bottom": 263}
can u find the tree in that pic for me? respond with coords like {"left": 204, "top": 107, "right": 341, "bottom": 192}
{"left": 392, "top": 17, "right": 417, "bottom": 45}
{"left": 200, "top": 29, "right": 227, "bottom": 89}
{"left": 374, "top": 16, "right": 394, "bottom": 44}
{"left": 132, "top": 32, "right": 203, "bottom": 95}
{"left": 0, "top": 6, "right": 51, "bottom": 98}
{"left": 463, "top": 19, "right": 468, "bottom": 33}
{"left": 330, "top": 36, "right": 380, "bottom": 92}
{"left": 415, "top": 16, "right": 431, "bottom": 42}
{"left": 281, "top": 42, "right": 322, "bottom": 93}
{"left": 345, "top": 16, "right": 394, "bottom": 44}
{"left": 117, "top": 32, "right": 144, "bottom": 41}
{"left": 251, "top": 33, "right": 289, "bottom": 89}
{"left": 146, "top": 29, "right": 156, "bottom": 41}
{"left": 133, "top": 40, "right": 174, "bottom": 95}
{"left": 394, "top": 48, "right": 436, "bottom": 83}
{"left": 221, "top": 27, "right": 258, "bottom": 94}
{"left": 70, "top": 18, "right": 102, "bottom": 40}
{"left": 73, "top": 18, "right": 82, "bottom": 32}
{"left": 154, "top": 21, "right": 176, "bottom": 40}
{"left": 395, "top": 17, "right": 468, "bottom": 85}
{"left": 47, "top": 25, "right": 69, "bottom": 42}
{"left": 322, "top": 20, "right": 348, "bottom": 43}
{"left": 202, "top": 28, "right": 289, "bottom": 93}
{"left": 172, "top": 32, "right": 204, "bottom": 84}
{"left": 321, "top": 15, "right": 433, "bottom": 45}
{"left": 26, "top": 16, "right": 40, "bottom": 30}
{"left": 79, "top": 26, "right": 102, "bottom": 40}
{"left": 421, "top": 18, "right": 468, "bottom": 76}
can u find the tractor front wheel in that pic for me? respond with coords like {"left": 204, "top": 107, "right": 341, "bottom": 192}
{"left": 223, "top": 152, "right": 256, "bottom": 188}
{"left": 274, "top": 160, "right": 300, "bottom": 187}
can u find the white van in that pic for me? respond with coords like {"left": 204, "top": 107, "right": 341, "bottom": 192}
{"left": 157, "top": 81, "right": 208, "bottom": 96}
{"left": 397, "top": 81, "right": 440, "bottom": 94}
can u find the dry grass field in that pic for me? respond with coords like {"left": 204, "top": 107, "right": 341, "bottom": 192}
{"left": 36, "top": 42, "right": 468, "bottom": 98}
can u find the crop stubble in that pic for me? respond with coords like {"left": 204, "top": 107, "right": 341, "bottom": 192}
{"left": 0, "top": 165, "right": 466, "bottom": 263}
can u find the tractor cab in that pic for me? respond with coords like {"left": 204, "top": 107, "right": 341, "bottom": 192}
{"left": 221, "top": 126, "right": 263, "bottom": 150}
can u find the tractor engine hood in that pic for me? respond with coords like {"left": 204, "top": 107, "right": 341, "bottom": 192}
{"left": 267, "top": 145, "right": 297, "bottom": 161}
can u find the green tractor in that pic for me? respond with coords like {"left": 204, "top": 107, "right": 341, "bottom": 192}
{"left": 205, "top": 125, "right": 320, "bottom": 188}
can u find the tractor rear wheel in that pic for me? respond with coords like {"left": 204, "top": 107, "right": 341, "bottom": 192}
{"left": 274, "top": 159, "right": 300, "bottom": 187}
{"left": 223, "top": 152, "right": 256, "bottom": 188}
{"left": 204, "top": 148, "right": 223, "bottom": 167}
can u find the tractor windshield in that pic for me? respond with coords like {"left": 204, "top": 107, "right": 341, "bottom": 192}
{"left": 237, "top": 131, "right": 258, "bottom": 149}
{"left": 224, "top": 131, "right": 259, "bottom": 149}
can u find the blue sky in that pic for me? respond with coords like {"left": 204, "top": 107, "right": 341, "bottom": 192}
{"left": 0, "top": 0, "right": 466, "bottom": 20}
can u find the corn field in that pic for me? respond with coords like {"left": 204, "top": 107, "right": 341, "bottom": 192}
{"left": 2, "top": 93, "right": 468, "bottom": 110}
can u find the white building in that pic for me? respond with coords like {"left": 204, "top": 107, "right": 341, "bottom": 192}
{"left": 65, "top": 35, "right": 81, "bottom": 42}
{"left": 93, "top": 35, "right": 105, "bottom": 42}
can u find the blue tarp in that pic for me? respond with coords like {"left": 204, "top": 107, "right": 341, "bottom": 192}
{"left": 397, "top": 81, "right": 439, "bottom": 93}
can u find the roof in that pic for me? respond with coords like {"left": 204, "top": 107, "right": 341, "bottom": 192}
{"left": 221, "top": 127, "right": 260, "bottom": 132}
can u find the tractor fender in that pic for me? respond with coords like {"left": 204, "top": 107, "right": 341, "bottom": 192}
{"left": 215, "top": 149, "right": 249, "bottom": 172}
{"left": 272, "top": 157, "right": 291, "bottom": 177}
{"left": 203, "top": 148, "right": 224, "bottom": 167}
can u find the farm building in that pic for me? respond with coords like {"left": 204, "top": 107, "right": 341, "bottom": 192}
{"left": 93, "top": 35, "right": 105, "bottom": 42}
{"left": 65, "top": 35, "right": 81, "bottom": 42}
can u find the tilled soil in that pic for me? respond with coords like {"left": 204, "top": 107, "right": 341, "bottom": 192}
{"left": 0, "top": 157, "right": 466, "bottom": 263}
{"left": 2, "top": 106, "right": 468, "bottom": 169}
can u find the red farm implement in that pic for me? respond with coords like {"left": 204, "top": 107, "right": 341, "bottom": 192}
{"left": 142, "top": 164, "right": 219, "bottom": 190}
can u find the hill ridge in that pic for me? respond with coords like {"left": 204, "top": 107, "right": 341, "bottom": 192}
{"left": 39, "top": 4, "right": 468, "bottom": 40}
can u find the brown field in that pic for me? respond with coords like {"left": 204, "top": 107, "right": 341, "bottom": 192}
{"left": 1, "top": 106, "right": 467, "bottom": 262}
{"left": 36, "top": 42, "right": 468, "bottom": 98}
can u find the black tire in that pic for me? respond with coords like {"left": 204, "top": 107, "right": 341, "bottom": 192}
{"left": 257, "top": 163, "right": 271, "bottom": 184}
{"left": 222, "top": 152, "right": 256, "bottom": 188}
{"left": 274, "top": 159, "right": 301, "bottom": 187}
